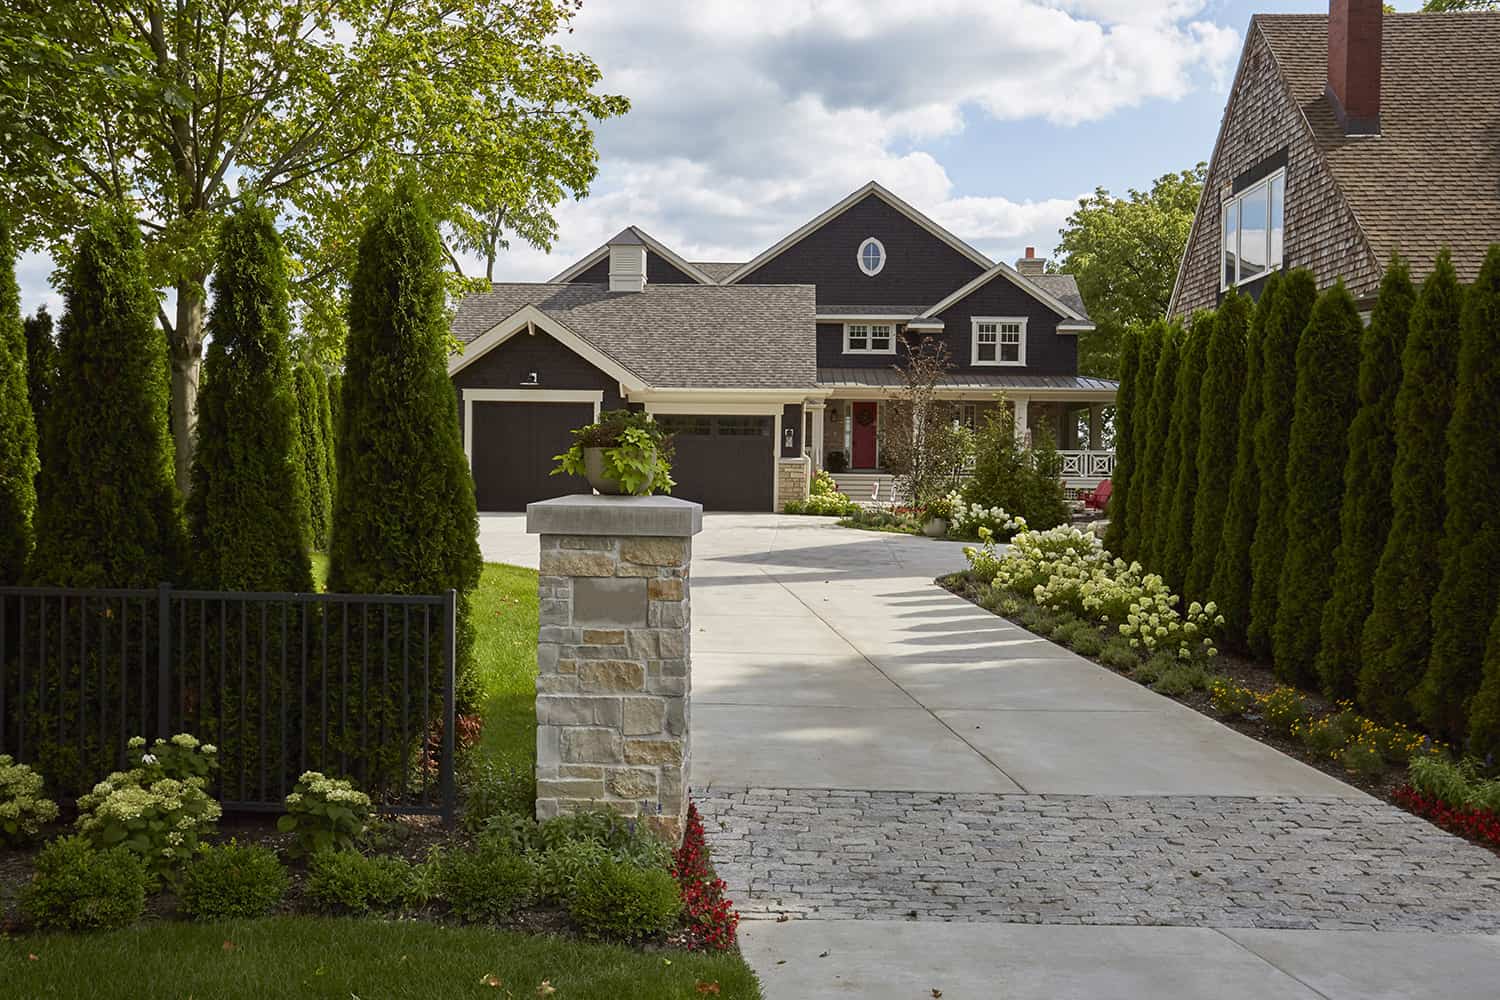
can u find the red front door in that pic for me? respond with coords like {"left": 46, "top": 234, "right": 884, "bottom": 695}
{"left": 851, "top": 401, "right": 878, "bottom": 469}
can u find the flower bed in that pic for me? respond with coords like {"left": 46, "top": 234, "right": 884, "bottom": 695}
{"left": 1393, "top": 787, "right": 1500, "bottom": 849}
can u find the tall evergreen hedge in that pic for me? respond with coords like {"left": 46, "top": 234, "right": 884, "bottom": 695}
{"left": 1102, "top": 324, "right": 1140, "bottom": 556}
{"left": 0, "top": 221, "right": 38, "bottom": 585}
{"left": 1272, "top": 283, "right": 1362, "bottom": 685}
{"left": 329, "top": 178, "right": 482, "bottom": 707}
{"left": 186, "top": 204, "right": 313, "bottom": 592}
{"left": 1160, "top": 311, "right": 1212, "bottom": 593}
{"left": 295, "top": 364, "right": 332, "bottom": 550}
{"left": 318, "top": 370, "right": 337, "bottom": 526}
{"left": 327, "top": 372, "right": 343, "bottom": 444}
{"left": 23, "top": 306, "right": 55, "bottom": 452}
{"left": 1186, "top": 293, "right": 1249, "bottom": 598}
{"left": 1122, "top": 322, "right": 1162, "bottom": 564}
{"left": 1358, "top": 251, "right": 1463, "bottom": 722}
{"left": 1134, "top": 322, "right": 1182, "bottom": 569}
{"left": 1246, "top": 269, "right": 1317, "bottom": 660}
{"left": 1210, "top": 274, "right": 1280, "bottom": 650}
{"left": 1418, "top": 245, "right": 1500, "bottom": 740}
{"left": 31, "top": 210, "right": 182, "bottom": 587}
{"left": 1314, "top": 260, "right": 1414, "bottom": 698}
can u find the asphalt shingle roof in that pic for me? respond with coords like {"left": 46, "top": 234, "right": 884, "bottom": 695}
{"left": 689, "top": 262, "right": 743, "bottom": 282}
{"left": 1028, "top": 274, "right": 1090, "bottom": 321}
{"left": 817, "top": 368, "right": 1118, "bottom": 392}
{"left": 453, "top": 283, "right": 818, "bottom": 390}
{"left": 1256, "top": 12, "right": 1500, "bottom": 283}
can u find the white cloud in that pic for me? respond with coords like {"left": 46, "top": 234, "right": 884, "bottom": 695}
{"left": 476, "top": 0, "right": 1238, "bottom": 283}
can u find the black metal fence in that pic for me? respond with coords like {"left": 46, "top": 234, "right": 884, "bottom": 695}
{"left": 0, "top": 585, "right": 457, "bottom": 820}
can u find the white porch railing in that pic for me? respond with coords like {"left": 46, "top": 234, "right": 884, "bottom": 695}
{"left": 1058, "top": 450, "right": 1114, "bottom": 497}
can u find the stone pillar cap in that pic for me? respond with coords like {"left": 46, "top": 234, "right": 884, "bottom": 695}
{"left": 526, "top": 494, "right": 703, "bottom": 537}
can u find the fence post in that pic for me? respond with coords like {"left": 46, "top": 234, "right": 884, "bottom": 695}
{"left": 156, "top": 583, "right": 172, "bottom": 739}
{"left": 441, "top": 588, "right": 457, "bottom": 825}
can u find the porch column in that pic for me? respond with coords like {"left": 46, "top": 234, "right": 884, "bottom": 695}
{"left": 1088, "top": 404, "right": 1104, "bottom": 450}
{"left": 1013, "top": 396, "right": 1031, "bottom": 447}
{"left": 807, "top": 400, "right": 826, "bottom": 470}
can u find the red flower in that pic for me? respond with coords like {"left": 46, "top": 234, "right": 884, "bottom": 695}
{"left": 1394, "top": 785, "right": 1500, "bottom": 849}
{"left": 672, "top": 802, "right": 741, "bottom": 951}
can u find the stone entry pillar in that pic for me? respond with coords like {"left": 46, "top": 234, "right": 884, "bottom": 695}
{"left": 526, "top": 494, "right": 703, "bottom": 843}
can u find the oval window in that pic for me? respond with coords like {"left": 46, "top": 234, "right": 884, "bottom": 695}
{"left": 857, "top": 237, "right": 886, "bottom": 276}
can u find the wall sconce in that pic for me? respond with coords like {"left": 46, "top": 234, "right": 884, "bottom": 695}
{"left": 520, "top": 371, "right": 540, "bottom": 386}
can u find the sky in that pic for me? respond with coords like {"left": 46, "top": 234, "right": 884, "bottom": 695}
{"left": 14, "top": 0, "right": 1427, "bottom": 315}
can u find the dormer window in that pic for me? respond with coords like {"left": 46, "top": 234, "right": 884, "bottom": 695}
{"left": 845, "top": 322, "right": 895, "bottom": 354}
{"left": 972, "top": 317, "right": 1025, "bottom": 366}
{"left": 857, "top": 237, "right": 886, "bottom": 276}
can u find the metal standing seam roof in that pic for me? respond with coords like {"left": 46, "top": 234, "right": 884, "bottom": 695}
{"left": 816, "top": 367, "right": 1118, "bottom": 392}
{"left": 1255, "top": 12, "right": 1500, "bottom": 285}
{"left": 451, "top": 283, "right": 819, "bottom": 390}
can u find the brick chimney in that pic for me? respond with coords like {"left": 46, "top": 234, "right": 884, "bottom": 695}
{"left": 1016, "top": 247, "right": 1046, "bottom": 277}
{"left": 1327, "top": 0, "right": 1382, "bottom": 135}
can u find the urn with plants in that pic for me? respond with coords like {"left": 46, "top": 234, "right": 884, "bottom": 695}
{"left": 553, "top": 409, "right": 675, "bottom": 496}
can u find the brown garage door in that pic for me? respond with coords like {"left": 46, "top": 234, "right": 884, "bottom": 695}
{"left": 471, "top": 401, "right": 593, "bottom": 511}
{"left": 658, "top": 415, "right": 773, "bottom": 512}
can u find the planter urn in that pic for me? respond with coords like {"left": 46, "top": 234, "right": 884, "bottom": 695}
{"left": 922, "top": 516, "right": 949, "bottom": 538}
{"left": 583, "top": 446, "right": 654, "bottom": 496}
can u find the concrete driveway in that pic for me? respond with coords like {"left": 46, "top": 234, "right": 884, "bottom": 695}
{"left": 484, "top": 512, "right": 1500, "bottom": 1000}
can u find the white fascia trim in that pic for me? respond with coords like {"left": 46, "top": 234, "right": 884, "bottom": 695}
{"left": 447, "top": 304, "right": 649, "bottom": 393}
{"left": 722, "top": 181, "right": 993, "bottom": 285}
{"left": 547, "top": 232, "right": 717, "bottom": 285}
{"left": 631, "top": 387, "right": 813, "bottom": 397}
{"left": 460, "top": 388, "right": 603, "bottom": 466}
{"left": 1056, "top": 321, "right": 1097, "bottom": 334}
{"left": 921, "top": 261, "right": 1087, "bottom": 323}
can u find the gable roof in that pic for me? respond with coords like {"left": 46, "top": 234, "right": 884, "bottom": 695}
{"left": 451, "top": 283, "right": 818, "bottom": 390}
{"left": 918, "top": 262, "right": 1094, "bottom": 330}
{"left": 721, "top": 181, "right": 993, "bottom": 284}
{"left": 690, "top": 262, "right": 742, "bottom": 282}
{"left": 1245, "top": 12, "right": 1500, "bottom": 290}
{"left": 547, "top": 227, "right": 719, "bottom": 285}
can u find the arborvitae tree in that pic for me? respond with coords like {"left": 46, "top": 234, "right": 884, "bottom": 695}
{"left": 1160, "top": 311, "right": 1212, "bottom": 593}
{"left": 1122, "top": 322, "right": 1162, "bottom": 564}
{"left": 329, "top": 178, "right": 481, "bottom": 698}
{"left": 0, "top": 221, "right": 38, "bottom": 585}
{"left": 31, "top": 210, "right": 182, "bottom": 587}
{"left": 1419, "top": 245, "right": 1500, "bottom": 740}
{"left": 1272, "top": 283, "right": 1362, "bottom": 685}
{"left": 327, "top": 371, "right": 343, "bottom": 442}
{"left": 1246, "top": 269, "right": 1317, "bottom": 660}
{"left": 1187, "top": 291, "right": 1249, "bottom": 600}
{"left": 1102, "top": 324, "right": 1141, "bottom": 555}
{"left": 318, "top": 370, "right": 337, "bottom": 528}
{"left": 1210, "top": 274, "right": 1280, "bottom": 650}
{"left": 1469, "top": 590, "right": 1500, "bottom": 758}
{"left": 1358, "top": 252, "right": 1463, "bottom": 722}
{"left": 1134, "top": 321, "right": 1181, "bottom": 569}
{"left": 295, "top": 363, "right": 331, "bottom": 550}
{"left": 23, "top": 306, "right": 55, "bottom": 447}
{"left": 186, "top": 204, "right": 312, "bottom": 592}
{"left": 1314, "top": 260, "right": 1414, "bottom": 698}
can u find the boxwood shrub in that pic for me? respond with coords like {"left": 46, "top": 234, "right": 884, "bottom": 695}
{"left": 568, "top": 856, "right": 682, "bottom": 942}
{"left": 21, "top": 836, "right": 147, "bottom": 931}
{"left": 180, "top": 841, "right": 288, "bottom": 920}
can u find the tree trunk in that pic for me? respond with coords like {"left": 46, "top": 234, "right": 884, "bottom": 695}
{"left": 171, "top": 277, "right": 206, "bottom": 495}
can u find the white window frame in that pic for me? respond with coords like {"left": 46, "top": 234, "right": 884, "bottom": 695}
{"left": 843, "top": 322, "right": 897, "bottom": 355}
{"left": 971, "top": 316, "right": 1026, "bottom": 367}
{"left": 857, "top": 237, "right": 886, "bottom": 277}
{"left": 1221, "top": 167, "right": 1285, "bottom": 291}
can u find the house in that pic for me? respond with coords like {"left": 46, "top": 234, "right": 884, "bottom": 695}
{"left": 1169, "top": 0, "right": 1500, "bottom": 320}
{"left": 450, "top": 182, "right": 1112, "bottom": 512}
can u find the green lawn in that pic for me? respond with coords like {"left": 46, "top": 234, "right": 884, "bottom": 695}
{"left": 1, "top": 918, "right": 760, "bottom": 999}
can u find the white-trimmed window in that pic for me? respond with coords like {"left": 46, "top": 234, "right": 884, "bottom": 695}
{"left": 1222, "top": 168, "right": 1285, "bottom": 290}
{"left": 844, "top": 322, "right": 895, "bottom": 354}
{"left": 972, "top": 317, "right": 1025, "bottom": 366}
{"left": 857, "top": 237, "right": 886, "bottom": 276}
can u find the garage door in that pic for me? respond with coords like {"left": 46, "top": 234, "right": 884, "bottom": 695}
{"left": 657, "top": 415, "right": 774, "bottom": 512}
{"left": 471, "top": 401, "right": 593, "bottom": 511}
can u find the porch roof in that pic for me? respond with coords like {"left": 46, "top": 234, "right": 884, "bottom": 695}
{"left": 816, "top": 367, "right": 1118, "bottom": 394}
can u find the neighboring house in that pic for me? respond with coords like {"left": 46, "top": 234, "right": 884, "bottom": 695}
{"left": 450, "top": 182, "right": 1111, "bottom": 512}
{"left": 1170, "top": 0, "right": 1500, "bottom": 320}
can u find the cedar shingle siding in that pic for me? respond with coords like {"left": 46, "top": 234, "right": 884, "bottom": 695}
{"left": 450, "top": 327, "right": 625, "bottom": 443}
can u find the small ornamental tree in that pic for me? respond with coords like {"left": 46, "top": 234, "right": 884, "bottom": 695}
{"left": 1122, "top": 321, "right": 1163, "bottom": 563}
{"left": 31, "top": 210, "right": 182, "bottom": 588}
{"left": 1358, "top": 251, "right": 1463, "bottom": 722}
{"left": 329, "top": 179, "right": 482, "bottom": 711}
{"left": 1272, "top": 283, "right": 1362, "bottom": 686}
{"left": 1134, "top": 321, "right": 1182, "bottom": 569}
{"left": 186, "top": 204, "right": 313, "bottom": 592}
{"left": 1160, "top": 310, "right": 1213, "bottom": 594}
{"left": 0, "top": 221, "right": 38, "bottom": 585}
{"left": 1246, "top": 269, "right": 1317, "bottom": 660}
{"left": 884, "top": 339, "right": 966, "bottom": 508}
{"left": 1419, "top": 245, "right": 1500, "bottom": 740}
{"left": 1187, "top": 291, "right": 1249, "bottom": 600}
{"left": 1102, "top": 324, "right": 1141, "bottom": 555}
{"left": 23, "top": 307, "right": 55, "bottom": 455}
{"left": 1314, "top": 260, "right": 1414, "bottom": 698}
{"left": 296, "top": 363, "right": 332, "bottom": 550}
{"left": 1210, "top": 273, "right": 1280, "bottom": 650}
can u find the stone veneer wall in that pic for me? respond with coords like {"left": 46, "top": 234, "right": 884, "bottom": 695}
{"left": 778, "top": 457, "right": 810, "bottom": 507}
{"left": 529, "top": 495, "right": 700, "bottom": 844}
